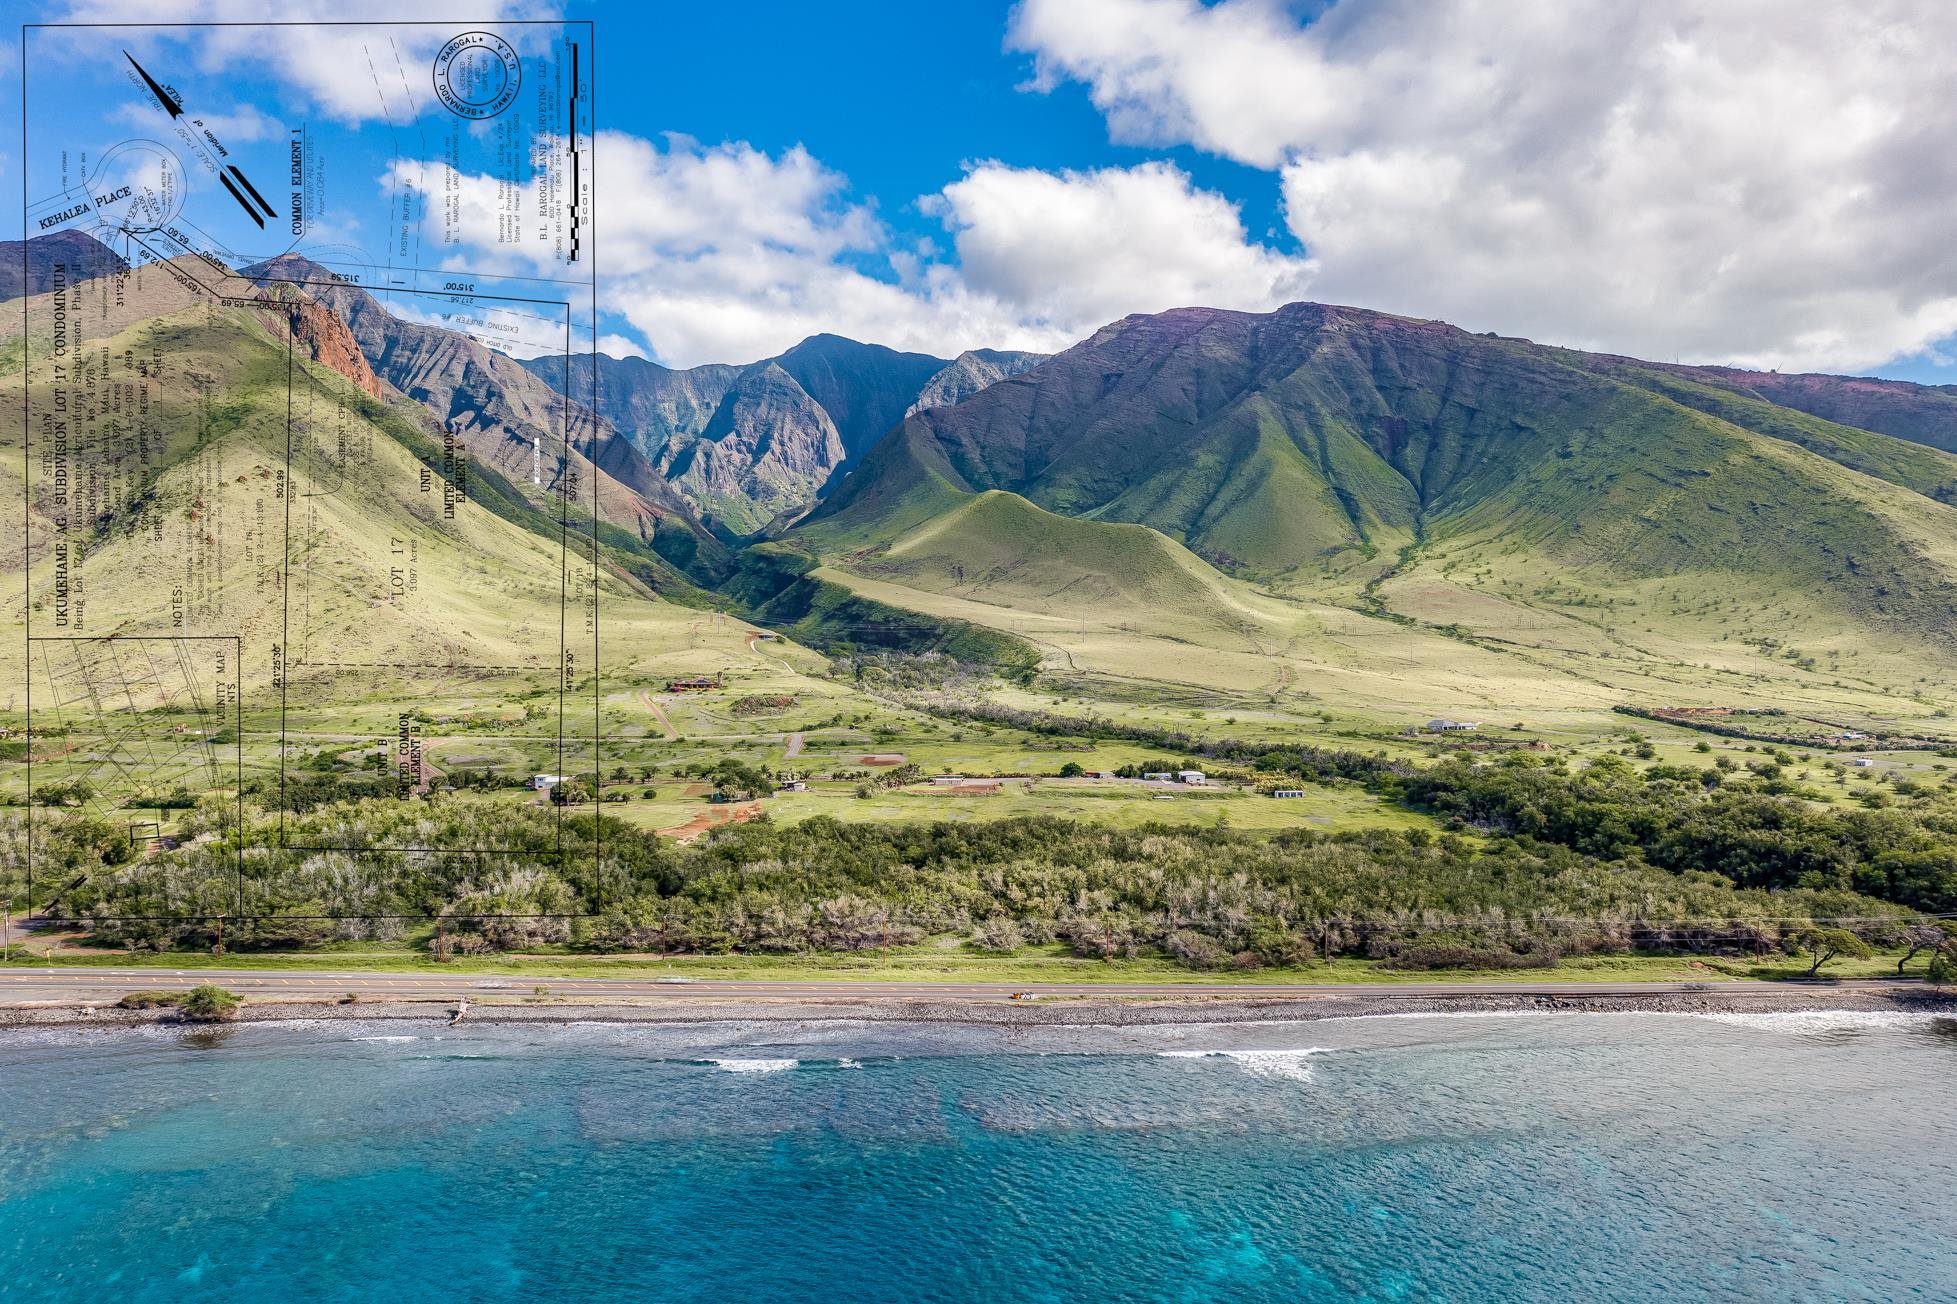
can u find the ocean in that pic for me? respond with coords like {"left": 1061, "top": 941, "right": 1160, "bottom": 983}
{"left": 1, "top": 1009, "right": 1952, "bottom": 1301}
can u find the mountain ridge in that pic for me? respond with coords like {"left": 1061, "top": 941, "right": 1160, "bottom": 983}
{"left": 800, "top": 300, "right": 1957, "bottom": 665}
{"left": 523, "top": 337, "right": 1046, "bottom": 534}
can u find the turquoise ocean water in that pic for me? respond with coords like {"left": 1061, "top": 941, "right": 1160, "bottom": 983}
{"left": 2, "top": 1008, "right": 1953, "bottom": 1301}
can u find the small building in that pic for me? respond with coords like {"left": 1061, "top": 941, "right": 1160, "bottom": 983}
{"left": 1852, "top": 757, "right": 1876, "bottom": 768}
{"left": 529, "top": 774, "right": 570, "bottom": 790}
{"left": 1089, "top": 770, "right": 1117, "bottom": 779}
{"left": 1425, "top": 719, "right": 1480, "bottom": 732}
{"left": 931, "top": 774, "right": 968, "bottom": 785}
{"left": 667, "top": 676, "right": 719, "bottom": 692}
{"left": 1177, "top": 770, "right": 1206, "bottom": 784}
{"left": 780, "top": 780, "right": 807, "bottom": 792}
{"left": 1271, "top": 788, "right": 1307, "bottom": 798}
{"left": 1143, "top": 771, "right": 1173, "bottom": 781}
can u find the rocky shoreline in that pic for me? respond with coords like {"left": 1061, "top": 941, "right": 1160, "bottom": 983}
{"left": 3, "top": 984, "right": 1952, "bottom": 1033}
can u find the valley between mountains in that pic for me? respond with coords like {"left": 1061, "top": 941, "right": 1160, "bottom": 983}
{"left": 6, "top": 229, "right": 1957, "bottom": 864}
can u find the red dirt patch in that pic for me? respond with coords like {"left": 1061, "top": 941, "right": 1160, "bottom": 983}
{"left": 657, "top": 800, "right": 763, "bottom": 844}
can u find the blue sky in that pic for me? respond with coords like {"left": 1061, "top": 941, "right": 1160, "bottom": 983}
{"left": 9, "top": 1, "right": 1957, "bottom": 383}
{"left": 605, "top": 0, "right": 1293, "bottom": 260}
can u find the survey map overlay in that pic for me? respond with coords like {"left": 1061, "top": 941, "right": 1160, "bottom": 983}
{"left": 19, "top": 20, "right": 601, "bottom": 910}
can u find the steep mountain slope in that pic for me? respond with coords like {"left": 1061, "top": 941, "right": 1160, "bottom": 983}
{"left": 906, "top": 348, "right": 1049, "bottom": 416}
{"left": 662, "top": 362, "right": 846, "bottom": 533}
{"left": 0, "top": 229, "right": 127, "bottom": 303}
{"left": 1686, "top": 366, "right": 1957, "bottom": 454}
{"left": 799, "top": 302, "right": 1957, "bottom": 713}
{"left": 525, "top": 337, "right": 1048, "bottom": 535}
{"left": 246, "top": 255, "right": 726, "bottom": 583}
{"left": 3, "top": 292, "right": 607, "bottom": 685}
{"left": 771, "top": 334, "right": 950, "bottom": 463}
{"left": 2, "top": 241, "right": 856, "bottom": 700}
{"left": 532, "top": 353, "right": 742, "bottom": 453}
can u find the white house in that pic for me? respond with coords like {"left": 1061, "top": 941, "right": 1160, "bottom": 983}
{"left": 529, "top": 774, "right": 571, "bottom": 790}
{"left": 1177, "top": 770, "right": 1207, "bottom": 784}
{"left": 1426, "top": 719, "right": 1481, "bottom": 732}
{"left": 1271, "top": 789, "right": 1306, "bottom": 798}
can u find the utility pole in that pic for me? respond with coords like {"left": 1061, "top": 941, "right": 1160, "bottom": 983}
{"left": 2, "top": 898, "right": 10, "bottom": 963}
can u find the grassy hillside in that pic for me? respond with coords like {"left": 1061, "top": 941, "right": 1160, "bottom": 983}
{"left": 859, "top": 491, "right": 1254, "bottom": 628}
{"left": 796, "top": 303, "right": 1957, "bottom": 741}
{"left": 807, "top": 303, "right": 1957, "bottom": 625}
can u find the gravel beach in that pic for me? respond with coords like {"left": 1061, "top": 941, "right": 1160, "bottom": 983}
{"left": 4, "top": 984, "right": 1951, "bottom": 1033}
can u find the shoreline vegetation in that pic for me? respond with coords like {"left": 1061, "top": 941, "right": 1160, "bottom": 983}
{"left": 0, "top": 945, "right": 1945, "bottom": 983}
{"left": 9, "top": 781, "right": 1957, "bottom": 977}
{"left": 9, "top": 713, "right": 1956, "bottom": 980}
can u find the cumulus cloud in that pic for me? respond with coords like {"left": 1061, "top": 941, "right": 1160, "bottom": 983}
{"left": 1010, "top": 0, "right": 1957, "bottom": 372}
{"left": 111, "top": 99, "right": 285, "bottom": 145}
{"left": 931, "top": 161, "right": 1315, "bottom": 334}
{"left": 389, "top": 132, "right": 975, "bottom": 364}
{"left": 595, "top": 334, "right": 650, "bottom": 361}
{"left": 389, "top": 132, "right": 1313, "bottom": 366}
{"left": 57, "top": 0, "right": 555, "bottom": 125}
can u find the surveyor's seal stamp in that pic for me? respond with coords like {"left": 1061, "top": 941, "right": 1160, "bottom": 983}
{"left": 433, "top": 31, "right": 521, "bottom": 120}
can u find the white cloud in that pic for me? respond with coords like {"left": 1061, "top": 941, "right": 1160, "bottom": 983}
{"left": 596, "top": 334, "right": 650, "bottom": 361}
{"left": 388, "top": 132, "right": 1312, "bottom": 366}
{"left": 58, "top": 0, "right": 555, "bottom": 125}
{"left": 930, "top": 161, "right": 1315, "bottom": 333}
{"left": 1010, "top": 0, "right": 1957, "bottom": 373}
{"left": 112, "top": 100, "right": 284, "bottom": 144}
{"left": 577, "top": 133, "right": 1068, "bottom": 365}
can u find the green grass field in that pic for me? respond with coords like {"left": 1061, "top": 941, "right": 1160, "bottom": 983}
{"left": 1, "top": 939, "right": 1938, "bottom": 987}
{"left": 601, "top": 773, "right": 1425, "bottom": 836}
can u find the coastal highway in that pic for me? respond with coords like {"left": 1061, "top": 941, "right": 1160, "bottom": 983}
{"left": 0, "top": 967, "right": 1930, "bottom": 1007}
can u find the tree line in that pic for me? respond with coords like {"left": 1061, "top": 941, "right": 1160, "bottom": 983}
{"left": 3, "top": 796, "right": 1948, "bottom": 974}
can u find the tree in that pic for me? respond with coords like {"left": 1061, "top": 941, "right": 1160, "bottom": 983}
{"left": 1794, "top": 927, "right": 1873, "bottom": 978}
{"left": 710, "top": 759, "right": 775, "bottom": 800}
{"left": 1897, "top": 921, "right": 1957, "bottom": 975}
{"left": 178, "top": 984, "right": 241, "bottom": 1022}
{"left": 1058, "top": 762, "right": 1084, "bottom": 778}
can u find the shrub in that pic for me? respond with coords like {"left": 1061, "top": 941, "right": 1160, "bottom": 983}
{"left": 1249, "top": 924, "right": 1314, "bottom": 968}
{"left": 117, "top": 990, "right": 182, "bottom": 1010}
{"left": 1383, "top": 945, "right": 1557, "bottom": 972}
{"left": 1165, "top": 929, "right": 1230, "bottom": 970}
{"left": 178, "top": 985, "right": 241, "bottom": 1022}
{"left": 969, "top": 918, "right": 1024, "bottom": 954}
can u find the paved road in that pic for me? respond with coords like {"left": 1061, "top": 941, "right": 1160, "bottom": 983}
{"left": 0, "top": 967, "right": 1926, "bottom": 1006}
